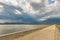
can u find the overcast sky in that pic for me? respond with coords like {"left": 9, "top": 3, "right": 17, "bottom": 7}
{"left": 0, "top": 0, "right": 60, "bottom": 24}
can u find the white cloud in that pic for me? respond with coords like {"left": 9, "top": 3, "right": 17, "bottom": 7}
{"left": 38, "top": 16, "right": 51, "bottom": 21}
{"left": 14, "top": 9, "right": 22, "bottom": 14}
{"left": 0, "top": 0, "right": 60, "bottom": 23}
{"left": 0, "top": 4, "right": 4, "bottom": 12}
{"left": 31, "top": 0, "right": 41, "bottom": 3}
{"left": 38, "top": 18, "right": 47, "bottom": 21}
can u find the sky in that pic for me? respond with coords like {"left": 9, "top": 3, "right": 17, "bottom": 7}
{"left": 0, "top": 0, "right": 60, "bottom": 24}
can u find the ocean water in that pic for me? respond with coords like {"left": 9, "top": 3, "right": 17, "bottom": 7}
{"left": 0, "top": 25, "right": 48, "bottom": 36}
{"left": 0, "top": 25, "right": 49, "bottom": 36}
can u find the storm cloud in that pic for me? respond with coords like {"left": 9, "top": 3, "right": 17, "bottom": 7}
{"left": 0, "top": 0, "right": 59, "bottom": 24}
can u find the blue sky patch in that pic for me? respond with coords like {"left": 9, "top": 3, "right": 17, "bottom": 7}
{"left": 48, "top": 0, "right": 55, "bottom": 4}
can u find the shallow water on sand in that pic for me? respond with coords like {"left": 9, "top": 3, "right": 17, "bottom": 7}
{"left": 0, "top": 25, "right": 48, "bottom": 36}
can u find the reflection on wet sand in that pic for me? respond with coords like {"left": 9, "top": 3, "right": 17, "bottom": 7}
{"left": 0, "top": 24, "right": 57, "bottom": 40}
{"left": 0, "top": 24, "right": 50, "bottom": 36}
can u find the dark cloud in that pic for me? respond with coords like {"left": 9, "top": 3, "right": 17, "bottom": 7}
{"left": 48, "top": 0, "right": 55, "bottom": 4}
{"left": 30, "top": 0, "right": 46, "bottom": 13}
{"left": 30, "top": 2, "right": 45, "bottom": 11}
{"left": 57, "top": 0, "right": 60, "bottom": 2}
{"left": 0, "top": 2, "right": 40, "bottom": 24}
{"left": 0, "top": 1, "right": 59, "bottom": 24}
{"left": 0, "top": 2, "right": 23, "bottom": 15}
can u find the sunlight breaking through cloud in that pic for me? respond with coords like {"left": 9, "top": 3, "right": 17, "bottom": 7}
{"left": 0, "top": 4, "right": 3, "bottom": 12}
